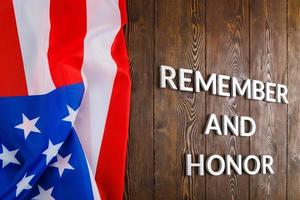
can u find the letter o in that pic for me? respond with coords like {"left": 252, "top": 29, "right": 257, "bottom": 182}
{"left": 243, "top": 155, "right": 261, "bottom": 175}
{"left": 206, "top": 155, "right": 225, "bottom": 176}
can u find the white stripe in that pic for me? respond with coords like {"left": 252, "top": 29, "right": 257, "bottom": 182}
{"left": 85, "top": 155, "right": 101, "bottom": 200}
{"left": 74, "top": 0, "right": 121, "bottom": 174}
{"left": 13, "top": 0, "right": 55, "bottom": 95}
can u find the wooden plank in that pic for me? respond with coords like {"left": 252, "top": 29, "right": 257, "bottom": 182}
{"left": 154, "top": 0, "right": 206, "bottom": 199}
{"left": 124, "top": 0, "right": 154, "bottom": 199}
{"left": 249, "top": 0, "right": 287, "bottom": 199}
{"left": 288, "top": 0, "right": 300, "bottom": 199}
{"left": 205, "top": 0, "right": 250, "bottom": 199}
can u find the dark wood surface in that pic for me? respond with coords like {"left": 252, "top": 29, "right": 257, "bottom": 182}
{"left": 123, "top": 0, "right": 154, "bottom": 199}
{"left": 125, "top": 0, "right": 299, "bottom": 199}
{"left": 206, "top": 1, "right": 250, "bottom": 199}
{"left": 249, "top": 1, "right": 287, "bottom": 199}
{"left": 288, "top": 0, "right": 300, "bottom": 200}
{"left": 154, "top": 1, "right": 206, "bottom": 199}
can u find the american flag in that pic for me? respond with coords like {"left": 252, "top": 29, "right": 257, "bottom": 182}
{"left": 0, "top": 0, "right": 131, "bottom": 199}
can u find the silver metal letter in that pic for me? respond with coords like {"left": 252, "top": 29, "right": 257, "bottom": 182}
{"left": 276, "top": 84, "right": 289, "bottom": 104}
{"left": 160, "top": 65, "right": 177, "bottom": 90}
{"left": 240, "top": 116, "right": 256, "bottom": 137}
{"left": 222, "top": 115, "right": 239, "bottom": 136}
{"left": 265, "top": 82, "right": 277, "bottom": 103}
{"left": 186, "top": 154, "right": 204, "bottom": 176}
{"left": 251, "top": 80, "right": 265, "bottom": 101}
{"left": 206, "top": 155, "right": 225, "bottom": 176}
{"left": 226, "top": 155, "right": 242, "bottom": 175}
{"left": 194, "top": 72, "right": 217, "bottom": 94}
{"left": 243, "top": 155, "right": 261, "bottom": 175}
{"left": 204, "top": 114, "right": 222, "bottom": 135}
{"left": 261, "top": 155, "right": 274, "bottom": 174}
{"left": 231, "top": 78, "right": 251, "bottom": 99}
{"left": 217, "top": 74, "right": 231, "bottom": 97}
{"left": 179, "top": 68, "right": 193, "bottom": 92}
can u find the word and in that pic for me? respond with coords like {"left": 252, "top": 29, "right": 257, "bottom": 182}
{"left": 204, "top": 114, "right": 256, "bottom": 136}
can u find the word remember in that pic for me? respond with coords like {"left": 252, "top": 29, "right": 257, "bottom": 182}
{"left": 160, "top": 65, "right": 288, "bottom": 104}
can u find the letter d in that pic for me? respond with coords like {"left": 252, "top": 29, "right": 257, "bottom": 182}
{"left": 240, "top": 116, "right": 256, "bottom": 137}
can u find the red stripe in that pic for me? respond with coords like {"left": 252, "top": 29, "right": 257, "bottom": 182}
{"left": 48, "top": 0, "right": 86, "bottom": 88}
{"left": 119, "top": 0, "right": 127, "bottom": 27}
{"left": 95, "top": 2, "right": 131, "bottom": 199}
{"left": 0, "top": 0, "right": 28, "bottom": 96}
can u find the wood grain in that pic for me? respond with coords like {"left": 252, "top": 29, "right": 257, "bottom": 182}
{"left": 125, "top": 0, "right": 300, "bottom": 199}
{"left": 124, "top": 0, "right": 154, "bottom": 199}
{"left": 288, "top": 0, "right": 300, "bottom": 199}
{"left": 249, "top": 0, "right": 287, "bottom": 199}
{"left": 206, "top": 0, "right": 250, "bottom": 199}
{"left": 154, "top": 0, "right": 206, "bottom": 199}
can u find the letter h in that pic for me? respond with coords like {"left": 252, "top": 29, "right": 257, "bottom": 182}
{"left": 186, "top": 154, "right": 204, "bottom": 176}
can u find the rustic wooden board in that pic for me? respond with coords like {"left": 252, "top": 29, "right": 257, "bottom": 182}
{"left": 154, "top": 0, "right": 206, "bottom": 199}
{"left": 124, "top": 0, "right": 155, "bottom": 199}
{"left": 205, "top": 0, "right": 250, "bottom": 200}
{"left": 249, "top": 0, "right": 287, "bottom": 199}
{"left": 125, "top": 0, "right": 299, "bottom": 199}
{"left": 288, "top": 0, "right": 300, "bottom": 199}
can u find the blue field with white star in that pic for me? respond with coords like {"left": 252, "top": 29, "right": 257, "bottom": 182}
{"left": 0, "top": 83, "right": 94, "bottom": 200}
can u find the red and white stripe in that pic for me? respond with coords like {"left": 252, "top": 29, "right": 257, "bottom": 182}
{"left": 0, "top": 0, "right": 131, "bottom": 199}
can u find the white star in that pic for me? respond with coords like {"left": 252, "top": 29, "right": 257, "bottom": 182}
{"left": 16, "top": 173, "right": 34, "bottom": 197}
{"left": 42, "top": 140, "right": 63, "bottom": 165}
{"left": 62, "top": 105, "right": 78, "bottom": 126}
{"left": 50, "top": 154, "right": 74, "bottom": 177}
{"left": 15, "top": 114, "right": 41, "bottom": 139}
{"left": 0, "top": 145, "right": 20, "bottom": 168}
{"left": 32, "top": 185, "right": 55, "bottom": 200}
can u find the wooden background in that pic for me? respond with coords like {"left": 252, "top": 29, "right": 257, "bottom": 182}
{"left": 124, "top": 0, "right": 300, "bottom": 199}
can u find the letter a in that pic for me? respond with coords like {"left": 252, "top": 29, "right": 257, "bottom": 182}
{"left": 204, "top": 114, "right": 222, "bottom": 135}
